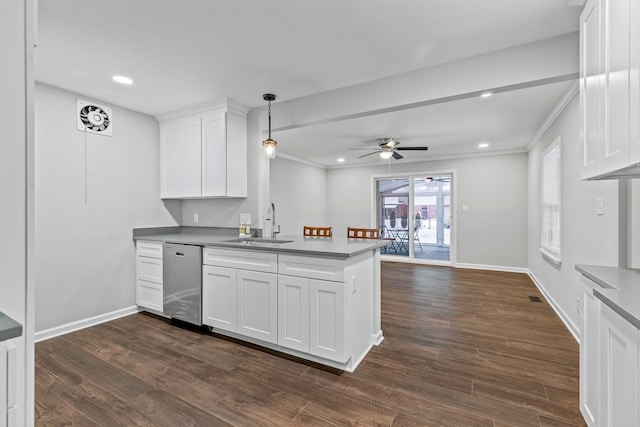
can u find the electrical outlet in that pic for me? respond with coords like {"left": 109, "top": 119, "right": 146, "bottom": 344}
{"left": 576, "top": 297, "right": 581, "bottom": 315}
{"left": 193, "top": 213, "right": 199, "bottom": 223}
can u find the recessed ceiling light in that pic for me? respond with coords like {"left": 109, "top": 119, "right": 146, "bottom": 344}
{"left": 478, "top": 142, "right": 490, "bottom": 148}
{"left": 113, "top": 75, "right": 134, "bottom": 85}
{"left": 480, "top": 92, "right": 492, "bottom": 98}
{"left": 337, "top": 158, "right": 345, "bottom": 163}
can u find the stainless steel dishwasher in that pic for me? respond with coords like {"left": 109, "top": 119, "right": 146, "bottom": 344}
{"left": 163, "top": 243, "right": 202, "bottom": 326}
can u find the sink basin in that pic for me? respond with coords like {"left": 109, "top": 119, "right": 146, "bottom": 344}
{"left": 222, "top": 238, "right": 294, "bottom": 244}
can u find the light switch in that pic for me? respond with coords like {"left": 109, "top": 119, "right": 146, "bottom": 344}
{"left": 462, "top": 204, "right": 469, "bottom": 212}
{"left": 596, "top": 197, "right": 604, "bottom": 215}
{"left": 193, "top": 213, "right": 199, "bottom": 223}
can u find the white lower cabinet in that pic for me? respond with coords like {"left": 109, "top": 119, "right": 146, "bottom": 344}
{"left": 277, "top": 272, "right": 347, "bottom": 362}
{"left": 202, "top": 265, "right": 237, "bottom": 332}
{"left": 277, "top": 254, "right": 348, "bottom": 362}
{"left": 599, "top": 303, "right": 640, "bottom": 427}
{"left": 278, "top": 275, "right": 310, "bottom": 353}
{"left": 0, "top": 340, "right": 17, "bottom": 427}
{"left": 135, "top": 241, "right": 163, "bottom": 313}
{"left": 203, "top": 248, "right": 350, "bottom": 363}
{"left": 236, "top": 270, "right": 277, "bottom": 343}
{"left": 580, "top": 288, "right": 601, "bottom": 426}
{"left": 580, "top": 276, "right": 640, "bottom": 427}
{"left": 202, "top": 249, "right": 278, "bottom": 344}
{"left": 309, "top": 279, "right": 346, "bottom": 362}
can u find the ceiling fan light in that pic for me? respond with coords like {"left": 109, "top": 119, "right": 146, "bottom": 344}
{"left": 262, "top": 138, "right": 277, "bottom": 159}
{"left": 379, "top": 150, "right": 393, "bottom": 160}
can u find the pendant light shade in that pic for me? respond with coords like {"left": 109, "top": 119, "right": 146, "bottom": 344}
{"left": 262, "top": 93, "right": 277, "bottom": 159}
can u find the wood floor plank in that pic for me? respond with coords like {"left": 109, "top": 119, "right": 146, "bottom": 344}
{"left": 35, "top": 263, "right": 586, "bottom": 426}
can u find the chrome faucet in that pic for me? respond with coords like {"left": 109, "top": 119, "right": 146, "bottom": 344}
{"left": 267, "top": 201, "right": 280, "bottom": 239}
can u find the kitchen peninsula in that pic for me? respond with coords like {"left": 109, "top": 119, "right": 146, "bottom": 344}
{"left": 133, "top": 226, "right": 385, "bottom": 372}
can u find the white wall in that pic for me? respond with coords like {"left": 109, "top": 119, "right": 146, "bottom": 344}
{"left": 324, "top": 153, "right": 529, "bottom": 269}
{"left": 34, "top": 83, "right": 179, "bottom": 333}
{"left": 527, "top": 95, "right": 619, "bottom": 339}
{"left": 0, "top": 0, "right": 34, "bottom": 424}
{"left": 270, "top": 156, "right": 328, "bottom": 236}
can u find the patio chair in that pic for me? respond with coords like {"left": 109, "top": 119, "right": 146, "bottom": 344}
{"left": 414, "top": 224, "right": 423, "bottom": 252}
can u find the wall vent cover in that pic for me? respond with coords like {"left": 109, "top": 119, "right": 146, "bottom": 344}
{"left": 77, "top": 100, "right": 112, "bottom": 136}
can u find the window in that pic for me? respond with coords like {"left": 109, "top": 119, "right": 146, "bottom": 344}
{"left": 541, "top": 139, "right": 561, "bottom": 262}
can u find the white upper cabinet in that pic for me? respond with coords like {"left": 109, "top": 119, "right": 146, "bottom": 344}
{"left": 158, "top": 99, "right": 248, "bottom": 198}
{"left": 580, "top": 0, "right": 602, "bottom": 179}
{"left": 160, "top": 115, "right": 202, "bottom": 198}
{"left": 631, "top": 0, "right": 640, "bottom": 165}
{"left": 580, "top": 0, "right": 640, "bottom": 179}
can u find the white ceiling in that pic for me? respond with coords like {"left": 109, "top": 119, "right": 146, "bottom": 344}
{"left": 36, "top": 0, "right": 582, "bottom": 167}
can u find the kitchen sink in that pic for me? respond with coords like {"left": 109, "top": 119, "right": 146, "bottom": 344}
{"left": 222, "top": 238, "right": 294, "bottom": 244}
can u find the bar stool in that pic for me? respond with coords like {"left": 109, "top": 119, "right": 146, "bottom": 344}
{"left": 303, "top": 226, "right": 333, "bottom": 237}
{"left": 347, "top": 227, "right": 380, "bottom": 239}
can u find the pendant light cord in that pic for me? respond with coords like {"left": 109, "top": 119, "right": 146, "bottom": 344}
{"left": 267, "top": 100, "right": 272, "bottom": 139}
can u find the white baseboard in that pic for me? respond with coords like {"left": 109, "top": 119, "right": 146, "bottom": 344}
{"left": 35, "top": 306, "right": 140, "bottom": 343}
{"left": 527, "top": 271, "right": 580, "bottom": 343}
{"left": 455, "top": 262, "right": 529, "bottom": 274}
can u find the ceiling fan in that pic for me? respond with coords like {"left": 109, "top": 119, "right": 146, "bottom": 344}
{"left": 352, "top": 138, "right": 428, "bottom": 160}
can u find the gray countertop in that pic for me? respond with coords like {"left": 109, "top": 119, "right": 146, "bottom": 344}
{"left": 576, "top": 264, "right": 640, "bottom": 329}
{"left": 133, "top": 227, "right": 388, "bottom": 259}
{"left": 0, "top": 311, "right": 23, "bottom": 342}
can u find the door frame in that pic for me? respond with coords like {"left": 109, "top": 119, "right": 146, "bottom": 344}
{"left": 371, "top": 169, "right": 457, "bottom": 266}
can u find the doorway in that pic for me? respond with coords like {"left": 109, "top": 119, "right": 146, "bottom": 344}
{"left": 376, "top": 173, "right": 452, "bottom": 263}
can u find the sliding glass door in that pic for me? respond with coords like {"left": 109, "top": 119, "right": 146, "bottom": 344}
{"left": 376, "top": 174, "right": 452, "bottom": 263}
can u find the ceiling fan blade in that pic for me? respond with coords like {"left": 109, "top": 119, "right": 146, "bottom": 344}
{"left": 357, "top": 151, "right": 380, "bottom": 158}
{"left": 395, "top": 146, "right": 429, "bottom": 151}
{"left": 392, "top": 151, "right": 404, "bottom": 160}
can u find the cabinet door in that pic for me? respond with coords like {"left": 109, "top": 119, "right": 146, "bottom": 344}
{"left": 236, "top": 270, "right": 278, "bottom": 344}
{"left": 580, "top": 0, "right": 603, "bottom": 179}
{"left": 309, "top": 279, "right": 346, "bottom": 363}
{"left": 278, "top": 275, "right": 310, "bottom": 352}
{"left": 601, "top": 0, "right": 631, "bottom": 173}
{"left": 225, "top": 111, "right": 247, "bottom": 197}
{"left": 200, "top": 110, "right": 227, "bottom": 197}
{"left": 202, "top": 265, "right": 237, "bottom": 332}
{"left": 630, "top": 0, "right": 640, "bottom": 164}
{"left": 160, "top": 115, "right": 202, "bottom": 198}
{"left": 1, "top": 342, "right": 6, "bottom": 427}
{"left": 600, "top": 303, "right": 640, "bottom": 427}
{"left": 580, "top": 289, "right": 601, "bottom": 427}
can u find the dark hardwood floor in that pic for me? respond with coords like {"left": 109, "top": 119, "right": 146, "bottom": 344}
{"left": 35, "top": 262, "right": 586, "bottom": 426}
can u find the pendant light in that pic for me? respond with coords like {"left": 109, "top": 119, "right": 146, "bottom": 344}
{"left": 262, "top": 93, "right": 277, "bottom": 159}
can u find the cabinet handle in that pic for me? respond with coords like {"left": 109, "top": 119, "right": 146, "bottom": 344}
{"left": 176, "top": 252, "right": 184, "bottom": 257}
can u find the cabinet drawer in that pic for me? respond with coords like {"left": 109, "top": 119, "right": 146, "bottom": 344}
{"left": 136, "top": 241, "right": 163, "bottom": 258}
{"left": 278, "top": 255, "right": 345, "bottom": 282}
{"left": 136, "top": 256, "right": 163, "bottom": 283}
{"left": 203, "top": 247, "right": 278, "bottom": 273}
{"left": 136, "top": 279, "right": 163, "bottom": 312}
